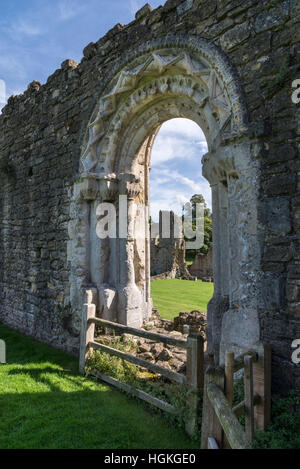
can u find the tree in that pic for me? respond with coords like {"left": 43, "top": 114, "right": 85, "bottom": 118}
{"left": 190, "top": 193, "right": 212, "bottom": 219}
{"left": 184, "top": 194, "right": 213, "bottom": 261}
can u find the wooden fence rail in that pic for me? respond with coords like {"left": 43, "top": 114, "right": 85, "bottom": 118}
{"left": 89, "top": 340, "right": 186, "bottom": 385}
{"left": 79, "top": 291, "right": 204, "bottom": 437}
{"left": 79, "top": 289, "right": 271, "bottom": 446}
{"left": 201, "top": 346, "right": 271, "bottom": 450}
{"left": 91, "top": 317, "right": 188, "bottom": 349}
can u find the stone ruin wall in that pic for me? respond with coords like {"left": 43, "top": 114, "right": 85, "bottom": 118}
{"left": 189, "top": 248, "right": 214, "bottom": 280}
{"left": 0, "top": 0, "right": 299, "bottom": 392}
{"left": 150, "top": 210, "right": 192, "bottom": 279}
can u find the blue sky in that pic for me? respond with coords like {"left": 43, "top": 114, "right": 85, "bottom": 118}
{"left": 0, "top": 0, "right": 211, "bottom": 218}
{"left": 151, "top": 119, "right": 210, "bottom": 220}
{"left": 0, "top": 0, "right": 163, "bottom": 104}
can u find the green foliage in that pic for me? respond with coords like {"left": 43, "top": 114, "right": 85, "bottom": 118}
{"left": 233, "top": 379, "right": 300, "bottom": 449}
{"left": 233, "top": 378, "right": 246, "bottom": 427}
{"left": 273, "top": 56, "right": 292, "bottom": 88}
{"left": 263, "top": 55, "right": 293, "bottom": 96}
{"left": 86, "top": 335, "right": 139, "bottom": 384}
{"left": 253, "top": 392, "right": 300, "bottom": 449}
{"left": 185, "top": 194, "right": 213, "bottom": 260}
{"left": 151, "top": 278, "right": 214, "bottom": 320}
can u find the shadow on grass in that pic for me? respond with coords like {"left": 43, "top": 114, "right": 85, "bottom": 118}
{"left": 0, "top": 323, "right": 198, "bottom": 450}
{"left": 1, "top": 388, "right": 183, "bottom": 449}
{"left": 8, "top": 366, "right": 82, "bottom": 392}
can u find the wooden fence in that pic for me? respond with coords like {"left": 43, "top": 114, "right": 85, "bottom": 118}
{"left": 201, "top": 346, "right": 271, "bottom": 449}
{"left": 79, "top": 289, "right": 271, "bottom": 447}
{"left": 79, "top": 292, "right": 204, "bottom": 437}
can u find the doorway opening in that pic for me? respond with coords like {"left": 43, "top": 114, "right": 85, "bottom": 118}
{"left": 149, "top": 118, "right": 214, "bottom": 323}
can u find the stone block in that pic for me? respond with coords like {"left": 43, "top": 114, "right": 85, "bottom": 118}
{"left": 177, "top": 0, "right": 194, "bottom": 15}
{"left": 259, "top": 275, "right": 286, "bottom": 311}
{"left": 262, "top": 196, "right": 292, "bottom": 236}
{"left": 286, "top": 281, "right": 300, "bottom": 303}
{"left": 264, "top": 244, "right": 291, "bottom": 262}
{"left": 135, "top": 4, "right": 152, "bottom": 20}
{"left": 254, "top": 2, "right": 290, "bottom": 33}
{"left": 264, "top": 173, "right": 297, "bottom": 196}
{"left": 220, "top": 21, "right": 250, "bottom": 50}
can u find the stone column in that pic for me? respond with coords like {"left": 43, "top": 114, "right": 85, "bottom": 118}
{"left": 117, "top": 174, "right": 145, "bottom": 328}
{"left": 220, "top": 162, "right": 261, "bottom": 362}
{"left": 206, "top": 181, "right": 229, "bottom": 363}
{"left": 202, "top": 151, "right": 230, "bottom": 363}
{"left": 96, "top": 177, "right": 119, "bottom": 322}
{"left": 68, "top": 175, "right": 101, "bottom": 341}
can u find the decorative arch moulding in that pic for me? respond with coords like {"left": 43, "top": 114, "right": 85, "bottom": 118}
{"left": 80, "top": 35, "right": 249, "bottom": 180}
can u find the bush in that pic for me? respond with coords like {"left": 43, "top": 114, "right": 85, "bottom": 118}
{"left": 253, "top": 392, "right": 300, "bottom": 449}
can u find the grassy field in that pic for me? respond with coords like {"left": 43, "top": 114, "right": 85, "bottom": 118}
{"left": 151, "top": 279, "right": 214, "bottom": 321}
{"left": 0, "top": 323, "right": 198, "bottom": 449}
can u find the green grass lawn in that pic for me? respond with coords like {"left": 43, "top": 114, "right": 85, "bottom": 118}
{"left": 151, "top": 279, "right": 214, "bottom": 321}
{"left": 0, "top": 323, "right": 198, "bottom": 449}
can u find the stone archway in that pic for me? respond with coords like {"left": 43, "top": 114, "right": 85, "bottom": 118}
{"left": 69, "top": 35, "right": 261, "bottom": 364}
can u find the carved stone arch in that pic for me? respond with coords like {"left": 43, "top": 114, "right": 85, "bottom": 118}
{"left": 70, "top": 35, "right": 261, "bottom": 365}
{"left": 79, "top": 34, "right": 248, "bottom": 179}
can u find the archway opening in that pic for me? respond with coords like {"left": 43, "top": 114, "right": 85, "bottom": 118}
{"left": 74, "top": 38, "right": 259, "bottom": 364}
{"left": 148, "top": 118, "right": 214, "bottom": 323}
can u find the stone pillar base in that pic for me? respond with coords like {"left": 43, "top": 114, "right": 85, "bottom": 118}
{"left": 219, "top": 308, "right": 260, "bottom": 365}
{"left": 117, "top": 284, "right": 145, "bottom": 328}
{"left": 98, "top": 285, "right": 117, "bottom": 322}
{"left": 206, "top": 294, "right": 229, "bottom": 364}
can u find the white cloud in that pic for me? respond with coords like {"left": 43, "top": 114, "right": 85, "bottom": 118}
{"left": 7, "top": 19, "right": 42, "bottom": 38}
{"left": 152, "top": 168, "right": 203, "bottom": 193}
{"left": 158, "top": 118, "right": 206, "bottom": 140}
{"left": 58, "top": 0, "right": 85, "bottom": 21}
{"left": 150, "top": 118, "right": 211, "bottom": 221}
{"left": 0, "top": 54, "right": 28, "bottom": 81}
{"left": 151, "top": 118, "right": 207, "bottom": 165}
{"left": 2, "top": 1, "right": 84, "bottom": 44}
{"left": 0, "top": 79, "right": 6, "bottom": 104}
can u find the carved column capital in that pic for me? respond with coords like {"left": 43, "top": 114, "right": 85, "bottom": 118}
{"left": 202, "top": 151, "right": 219, "bottom": 186}
{"left": 119, "top": 173, "right": 141, "bottom": 201}
{"left": 202, "top": 147, "right": 238, "bottom": 186}
{"left": 80, "top": 175, "right": 101, "bottom": 201}
{"left": 100, "top": 176, "right": 119, "bottom": 202}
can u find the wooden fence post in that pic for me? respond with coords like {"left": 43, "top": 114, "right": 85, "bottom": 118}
{"left": 225, "top": 351, "right": 235, "bottom": 407}
{"left": 79, "top": 288, "right": 97, "bottom": 375}
{"left": 201, "top": 365, "right": 225, "bottom": 449}
{"left": 185, "top": 332, "right": 204, "bottom": 437}
{"left": 253, "top": 344, "right": 272, "bottom": 431}
{"left": 244, "top": 354, "right": 254, "bottom": 442}
{"left": 207, "top": 383, "right": 251, "bottom": 449}
{"left": 223, "top": 351, "right": 235, "bottom": 448}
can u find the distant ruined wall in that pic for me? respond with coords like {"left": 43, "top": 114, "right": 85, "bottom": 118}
{"left": 0, "top": 0, "right": 299, "bottom": 392}
{"left": 189, "top": 248, "right": 213, "bottom": 280}
{"left": 150, "top": 211, "right": 191, "bottom": 279}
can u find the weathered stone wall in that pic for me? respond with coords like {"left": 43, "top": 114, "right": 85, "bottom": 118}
{"left": 0, "top": 0, "right": 299, "bottom": 392}
{"left": 189, "top": 248, "right": 213, "bottom": 280}
{"left": 150, "top": 211, "right": 191, "bottom": 279}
